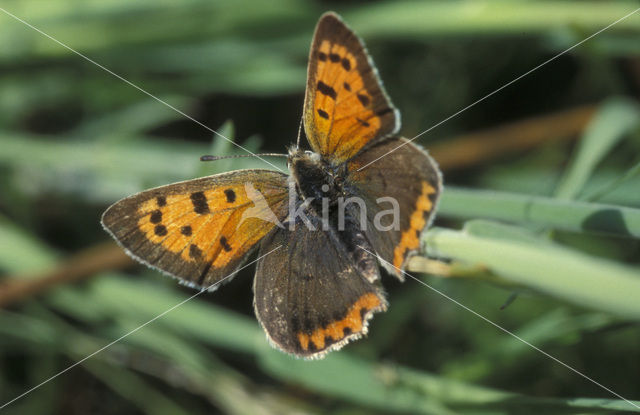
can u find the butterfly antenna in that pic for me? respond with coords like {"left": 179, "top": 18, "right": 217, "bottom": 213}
{"left": 200, "top": 153, "right": 287, "bottom": 162}
{"left": 296, "top": 114, "right": 304, "bottom": 148}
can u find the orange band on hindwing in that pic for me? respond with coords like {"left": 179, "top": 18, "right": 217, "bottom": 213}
{"left": 392, "top": 181, "right": 437, "bottom": 269}
{"left": 296, "top": 292, "right": 383, "bottom": 352}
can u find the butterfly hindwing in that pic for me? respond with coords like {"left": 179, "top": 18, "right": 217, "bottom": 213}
{"left": 254, "top": 219, "right": 387, "bottom": 358}
{"left": 303, "top": 12, "right": 399, "bottom": 163}
{"left": 347, "top": 137, "right": 442, "bottom": 276}
{"left": 101, "top": 170, "right": 289, "bottom": 289}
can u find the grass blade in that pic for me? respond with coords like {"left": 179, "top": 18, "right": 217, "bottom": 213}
{"left": 554, "top": 98, "right": 640, "bottom": 200}
{"left": 438, "top": 187, "right": 640, "bottom": 238}
{"left": 424, "top": 221, "right": 640, "bottom": 319}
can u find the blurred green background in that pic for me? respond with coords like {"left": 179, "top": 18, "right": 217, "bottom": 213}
{"left": 1, "top": 1, "right": 640, "bottom": 414}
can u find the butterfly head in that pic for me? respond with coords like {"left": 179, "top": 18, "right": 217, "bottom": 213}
{"left": 287, "top": 146, "right": 319, "bottom": 165}
{"left": 287, "top": 146, "right": 346, "bottom": 202}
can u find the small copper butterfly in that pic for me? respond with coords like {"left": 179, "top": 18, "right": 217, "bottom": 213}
{"left": 102, "top": 12, "right": 442, "bottom": 358}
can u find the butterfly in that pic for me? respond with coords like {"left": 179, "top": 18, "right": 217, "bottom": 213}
{"left": 102, "top": 12, "right": 442, "bottom": 358}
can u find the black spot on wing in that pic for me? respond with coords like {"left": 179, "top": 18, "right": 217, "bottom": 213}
{"left": 220, "top": 236, "right": 232, "bottom": 252}
{"left": 181, "top": 225, "right": 192, "bottom": 236}
{"left": 190, "top": 191, "right": 209, "bottom": 214}
{"left": 317, "top": 81, "right": 337, "bottom": 100}
{"left": 156, "top": 196, "right": 166, "bottom": 207}
{"left": 359, "top": 307, "right": 369, "bottom": 321}
{"left": 357, "top": 94, "right": 370, "bottom": 107}
{"left": 341, "top": 58, "right": 351, "bottom": 71}
{"left": 324, "top": 335, "right": 334, "bottom": 346}
{"left": 329, "top": 53, "right": 340, "bottom": 62}
{"left": 343, "top": 82, "right": 351, "bottom": 91}
{"left": 154, "top": 224, "right": 167, "bottom": 236}
{"left": 150, "top": 210, "right": 162, "bottom": 224}
{"left": 224, "top": 188, "right": 236, "bottom": 203}
{"left": 356, "top": 118, "right": 370, "bottom": 127}
{"left": 318, "top": 52, "right": 327, "bottom": 61}
{"left": 317, "top": 108, "right": 329, "bottom": 119}
{"left": 189, "top": 244, "right": 202, "bottom": 259}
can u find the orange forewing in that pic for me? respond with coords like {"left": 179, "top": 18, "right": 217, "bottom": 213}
{"left": 102, "top": 170, "right": 289, "bottom": 288}
{"left": 303, "top": 12, "right": 399, "bottom": 163}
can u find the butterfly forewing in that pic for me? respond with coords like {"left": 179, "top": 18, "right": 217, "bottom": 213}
{"left": 303, "top": 12, "right": 399, "bottom": 163}
{"left": 102, "top": 170, "right": 289, "bottom": 289}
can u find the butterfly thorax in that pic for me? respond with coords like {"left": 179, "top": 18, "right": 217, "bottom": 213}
{"left": 288, "top": 147, "right": 380, "bottom": 283}
{"left": 288, "top": 148, "right": 346, "bottom": 205}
